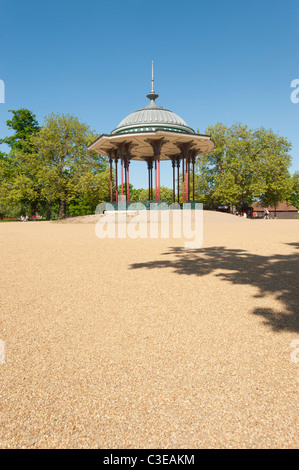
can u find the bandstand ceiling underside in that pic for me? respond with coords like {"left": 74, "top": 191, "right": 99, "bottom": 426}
{"left": 88, "top": 130, "right": 215, "bottom": 161}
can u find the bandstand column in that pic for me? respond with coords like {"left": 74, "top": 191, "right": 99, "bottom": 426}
{"left": 185, "top": 158, "right": 189, "bottom": 202}
{"left": 126, "top": 159, "right": 130, "bottom": 202}
{"left": 121, "top": 158, "right": 124, "bottom": 200}
{"left": 109, "top": 157, "right": 113, "bottom": 202}
{"left": 192, "top": 157, "right": 195, "bottom": 201}
{"left": 176, "top": 142, "right": 194, "bottom": 204}
{"left": 186, "top": 157, "right": 190, "bottom": 202}
{"left": 188, "top": 157, "right": 190, "bottom": 202}
{"left": 148, "top": 161, "right": 150, "bottom": 200}
{"left": 124, "top": 159, "right": 127, "bottom": 202}
{"left": 172, "top": 159, "right": 176, "bottom": 203}
{"left": 150, "top": 161, "right": 153, "bottom": 200}
{"left": 155, "top": 158, "right": 157, "bottom": 201}
{"left": 177, "top": 158, "right": 180, "bottom": 203}
{"left": 147, "top": 160, "right": 152, "bottom": 201}
{"left": 158, "top": 157, "right": 160, "bottom": 202}
{"left": 146, "top": 139, "right": 166, "bottom": 203}
{"left": 182, "top": 157, "right": 185, "bottom": 204}
{"left": 115, "top": 157, "right": 118, "bottom": 202}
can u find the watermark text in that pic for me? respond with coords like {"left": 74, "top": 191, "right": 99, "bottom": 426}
{"left": 0, "top": 80, "right": 5, "bottom": 103}
{"left": 95, "top": 202, "right": 203, "bottom": 249}
{"left": 290, "top": 79, "right": 299, "bottom": 103}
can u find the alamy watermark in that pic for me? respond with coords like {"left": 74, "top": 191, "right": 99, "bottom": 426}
{"left": 290, "top": 339, "right": 299, "bottom": 364}
{"left": 290, "top": 339, "right": 299, "bottom": 384}
{"left": 95, "top": 202, "right": 203, "bottom": 249}
{"left": 0, "top": 79, "right": 5, "bottom": 103}
{"left": 290, "top": 79, "right": 299, "bottom": 103}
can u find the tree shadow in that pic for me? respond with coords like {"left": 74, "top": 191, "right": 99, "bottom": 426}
{"left": 130, "top": 243, "right": 299, "bottom": 333}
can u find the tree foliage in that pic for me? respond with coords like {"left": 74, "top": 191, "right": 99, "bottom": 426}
{"left": 0, "top": 110, "right": 110, "bottom": 218}
{"left": 195, "top": 122, "right": 292, "bottom": 208}
{"left": 0, "top": 108, "right": 40, "bottom": 152}
{"left": 128, "top": 185, "right": 173, "bottom": 202}
{"left": 0, "top": 109, "right": 41, "bottom": 215}
{"left": 288, "top": 172, "right": 299, "bottom": 209}
{"left": 30, "top": 113, "right": 109, "bottom": 218}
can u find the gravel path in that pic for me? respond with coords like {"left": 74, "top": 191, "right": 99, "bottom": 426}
{"left": 0, "top": 211, "right": 298, "bottom": 448}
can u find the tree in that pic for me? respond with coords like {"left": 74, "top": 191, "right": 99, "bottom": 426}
{"left": 0, "top": 109, "right": 40, "bottom": 151}
{"left": 30, "top": 113, "right": 108, "bottom": 219}
{"left": 125, "top": 185, "right": 173, "bottom": 202}
{"left": 288, "top": 172, "right": 299, "bottom": 209}
{"left": 0, "top": 110, "right": 110, "bottom": 218}
{"left": 76, "top": 168, "right": 111, "bottom": 214}
{"left": 195, "top": 123, "right": 255, "bottom": 207}
{"left": 0, "top": 109, "right": 41, "bottom": 215}
{"left": 253, "top": 127, "right": 292, "bottom": 207}
{"left": 0, "top": 152, "right": 12, "bottom": 217}
{"left": 196, "top": 122, "right": 292, "bottom": 208}
{"left": 158, "top": 186, "right": 173, "bottom": 201}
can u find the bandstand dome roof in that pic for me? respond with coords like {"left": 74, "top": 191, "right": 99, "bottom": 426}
{"left": 111, "top": 99, "right": 195, "bottom": 136}
{"left": 88, "top": 68, "right": 216, "bottom": 160}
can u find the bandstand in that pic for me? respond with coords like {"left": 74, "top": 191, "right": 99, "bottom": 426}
{"left": 88, "top": 67, "right": 215, "bottom": 204}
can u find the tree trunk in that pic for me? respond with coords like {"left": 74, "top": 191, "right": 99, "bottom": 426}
{"left": 58, "top": 199, "right": 67, "bottom": 219}
{"left": 30, "top": 201, "right": 37, "bottom": 216}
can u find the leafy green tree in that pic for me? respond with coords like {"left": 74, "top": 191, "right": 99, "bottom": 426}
{"left": 288, "top": 172, "right": 299, "bottom": 209}
{"left": 75, "top": 168, "right": 111, "bottom": 213}
{"left": 126, "top": 185, "right": 173, "bottom": 202}
{"left": 0, "top": 109, "right": 41, "bottom": 215}
{"left": 136, "top": 188, "right": 150, "bottom": 200}
{"left": 0, "top": 109, "right": 40, "bottom": 151}
{"left": 30, "top": 113, "right": 108, "bottom": 218}
{"left": 121, "top": 184, "right": 138, "bottom": 200}
{"left": 0, "top": 110, "right": 111, "bottom": 218}
{"left": 0, "top": 152, "right": 12, "bottom": 217}
{"left": 195, "top": 123, "right": 254, "bottom": 207}
{"left": 158, "top": 186, "right": 173, "bottom": 202}
{"left": 253, "top": 127, "right": 292, "bottom": 207}
{"left": 196, "top": 122, "right": 292, "bottom": 208}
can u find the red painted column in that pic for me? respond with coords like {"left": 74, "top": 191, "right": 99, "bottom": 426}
{"left": 151, "top": 161, "right": 153, "bottom": 200}
{"left": 124, "top": 159, "right": 127, "bottom": 202}
{"left": 150, "top": 162, "right": 153, "bottom": 200}
{"left": 155, "top": 158, "right": 157, "bottom": 201}
{"left": 192, "top": 158, "right": 195, "bottom": 201}
{"left": 182, "top": 158, "right": 185, "bottom": 204}
{"left": 172, "top": 159, "right": 176, "bottom": 203}
{"left": 185, "top": 158, "right": 188, "bottom": 202}
{"left": 121, "top": 158, "right": 124, "bottom": 200}
{"left": 109, "top": 157, "right": 113, "bottom": 202}
{"left": 158, "top": 158, "right": 160, "bottom": 201}
{"left": 177, "top": 159, "right": 180, "bottom": 203}
{"left": 148, "top": 162, "right": 151, "bottom": 201}
{"left": 115, "top": 159, "right": 118, "bottom": 202}
{"left": 126, "top": 159, "right": 130, "bottom": 201}
{"left": 188, "top": 158, "right": 191, "bottom": 201}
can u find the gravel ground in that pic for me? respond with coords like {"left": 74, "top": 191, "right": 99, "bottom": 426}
{"left": 0, "top": 211, "right": 298, "bottom": 448}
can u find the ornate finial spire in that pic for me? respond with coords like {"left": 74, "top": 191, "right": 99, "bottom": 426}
{"left": 147, "top": 60, "right": 159, "bottom": 102}
{"left": 151, "top": 60, "right": 154, "bottom": 92}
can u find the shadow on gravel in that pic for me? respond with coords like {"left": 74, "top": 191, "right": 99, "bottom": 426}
{"left": 130, "top": 243, "right": 299, "bottom": 333}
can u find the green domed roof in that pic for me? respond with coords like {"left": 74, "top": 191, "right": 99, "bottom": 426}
{"left": 111, "top": 83, "right": 195, "bottom": 136}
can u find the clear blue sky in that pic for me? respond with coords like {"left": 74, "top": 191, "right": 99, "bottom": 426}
{"left": 1, "top": 0, "right": 298, "bottom": 189}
